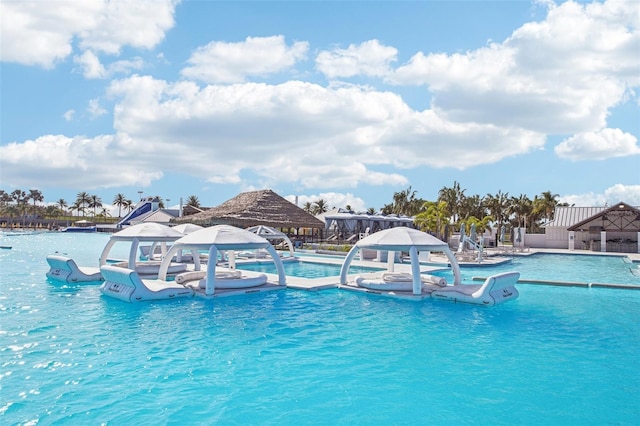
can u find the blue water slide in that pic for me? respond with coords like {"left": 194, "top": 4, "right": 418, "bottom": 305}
{"left": 117, "top": 198, "right": 156, "bottom": 227}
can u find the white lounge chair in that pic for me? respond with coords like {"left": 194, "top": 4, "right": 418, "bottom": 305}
{"left": 46, "top": 255, "right": 103, "bottom": 283}
{"left": 99, "top": 265, "right": 194, "bottom": 303}
{"left": 431, "top": 271, "right": 520, "bottom": 306}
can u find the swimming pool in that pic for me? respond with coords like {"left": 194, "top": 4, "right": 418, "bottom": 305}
{"left": 237, "top": 259, "right": 381, "bottom": 279}
{"left": 1, "top": 232, "right": 639, "bottom": 424}
{"left": 435, "top": 253, "right": 640, "bottom": 286}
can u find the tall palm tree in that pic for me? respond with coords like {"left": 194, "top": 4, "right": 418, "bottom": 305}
{"left": 57, "top": 199, "right": 68, "bottom": 216}
{"left": 89, "top": 195, "right": 103, "bottom": 216}
{"left": 11, "top": 189, "right": 28, "bottom": 223}
{"left": 483, "top": 190, "right": 510, "bottom": 234}
{"left": 508, "top": 194, "right": 532, "bottom": 228}
{"left": 123, "top": 199, "right": 134, "bottom": 213}
{"left": 535, "top": 190, "right": 560, "bottom": 224}
{"left": 112, "top": 193, "right": 127, "bottom": 218}
{"left": 75, "top": 192, "right": 91, "bottom": 216}
{"left": 302, "top": 201, "right": 313, "bottom": 213}
{"left": 28, "top": 189, "right": 44, "bottom": 215}
{"left": 312, "top": 199, "right": 328, "bottom": 215}
{"left": 388, "top": 186, "right": 423, "bottom": 216}
{"left": 438, "top": 181, "right": 465, "bottom": 223}
{"left": 71, "top": 200, "right": 84, "bottom": 217}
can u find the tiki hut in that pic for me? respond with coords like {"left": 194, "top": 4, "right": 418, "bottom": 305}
{"left": 174, "top": 190, "right": 324, "bottom": 232}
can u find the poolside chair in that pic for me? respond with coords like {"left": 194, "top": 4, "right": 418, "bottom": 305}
{"left": 46, "top": 254, "right": 103, "bottom": 283}
{"left": 99, "top": 265, "right": 194, "bottom": 303}
{"left": 431, "top": 271, "right": 520, "bottom": 306}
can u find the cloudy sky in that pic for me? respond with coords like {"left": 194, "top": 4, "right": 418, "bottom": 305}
{"left": 1, "top": 0, "right": 639, "bottom": 213}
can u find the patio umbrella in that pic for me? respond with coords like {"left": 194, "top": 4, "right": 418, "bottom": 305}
{"left": 470, "top": 223, "right": 477, "bottom": 244}
{"left": 515, "top": 227, "right": 521, "bottom": 244}
{"left": 500, "top": 225, "right": 505, "bottom": 244}
{"left": 459, "top": 223, "right": 466, "bottom": 251}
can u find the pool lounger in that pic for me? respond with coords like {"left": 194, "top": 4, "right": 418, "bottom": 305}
{"left": 46, "top": 254, "right": 103, "bottom": 283}
{"left": 431, "top": 271, "right": 520, "bottom": 306}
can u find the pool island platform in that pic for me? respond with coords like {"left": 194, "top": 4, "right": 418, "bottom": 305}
{"left": 281, "top": 248, "right": 640, "bottom": 292}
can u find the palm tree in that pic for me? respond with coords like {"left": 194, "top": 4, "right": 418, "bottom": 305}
{"left": 384, "top": 186, "right": 423, "bottom": 216}
{"left": 28, "top": 189, "right": 44, "bottom": 215}
{"left": 459, "top": 194, "right": 485, "bottom": 221}
{"left": 483, "top": 190, "right": 510, "bottom": 235}
{"left": 186, "top": 195, "right": 201, "bottom": 208}
{"left": 96, "top": 207, "right": 112, "bottom": 219}
{"left": 534, "top": 191, "right": 559, "bottom": 224}
{"left": 57, "top": 199, "right": 68, "bottom": 216}
{"left": 438, "top": 181, "right": 465, "bottom": 223}
{"left": 302, "top": 201, "right": 313, "bottom": 213}
{"left": 112, "top": 193, "right": 127, "bottom": 218}
{"left": 11, "top": 190, "right": 28, "bottom": 224}
{"left": 75, "top": 192, "right": 91, "bottom": 216}
{"left": 123, "top": 199, "right": 134, "bottom": 213}
{"left": 71, "top": 200, "right": 84, "bottom": 217}
{"left": 509, "top": 194, "right": 532, "bottom": 228}
{"left": 415, "top": 201, "right": 448, "bottom": 239}
{"left": 89, "top": 195, "right": 103, "bottom": 216}
{"left": 312, "top": 199, "right": 328, "bottom": 215}
{"left": 366, "top": 207, "right": 376, "bottom": 215}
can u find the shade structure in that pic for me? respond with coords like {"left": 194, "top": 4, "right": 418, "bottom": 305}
{"left": 109, "top": 222, "right": 184, "bottom": 241}
{"left": 339, "top": 227, "right": 462, "bottom": 294}
{"left": 246, "top": 225, "right": 295, "bottom": 257}
{"left": 99, "top": 222, "right": 185, "bottom": 268}
{"left": 158, "top": 225, "right": 287, "bottom": 294}
{"left": 171, "top": 223, "right": 204, "bottom": 235}
{"left": 353, "top": 227, "right": 451, "bottom": 252}
{"left": 175, "top": 189, "right": 324, "bottom": 229}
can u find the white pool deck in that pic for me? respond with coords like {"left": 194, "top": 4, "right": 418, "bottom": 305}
{"left": 265, "top": 248, "right": 640, "bottom": 292}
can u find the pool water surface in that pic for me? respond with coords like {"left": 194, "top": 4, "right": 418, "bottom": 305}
{"left": 1, "top": 232, "right": 639, "bottom": 424}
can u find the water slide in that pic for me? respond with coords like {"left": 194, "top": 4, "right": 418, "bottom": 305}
{"left": 117, "top": 197, "right": 159, "bottom": 227}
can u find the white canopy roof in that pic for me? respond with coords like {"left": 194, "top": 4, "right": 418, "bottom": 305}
{"left": 340, "top": 227, "right": 461, "bottom": 290}
{"left": 171, "top": 223, "right": 204, "bottom": 235}
{"left": 173, "top": 224, "right": 271, "bottom": 250}
{"left": 110, "top": 222, "right": 184, "bottom": 241}
{"left": 354, "top": 227, "right": 450, "bottom": 252}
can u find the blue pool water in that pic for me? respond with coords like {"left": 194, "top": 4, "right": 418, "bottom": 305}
{"left": 1, "top": 232, "right": 639, "bottom": 424}
{"left": 435, "top": 253, "right": 640, "bottom": 285}
{"left": 237, "top": 259, "right": 381, "bottom": 278}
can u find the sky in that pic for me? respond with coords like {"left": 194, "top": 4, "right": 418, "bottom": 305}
{"left": 1, "top": 0, "right": 639, "bottom": 216}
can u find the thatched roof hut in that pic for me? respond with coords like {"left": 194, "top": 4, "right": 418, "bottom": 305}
{"left": 174, "top": 189, "right": 324, "bottom": 229}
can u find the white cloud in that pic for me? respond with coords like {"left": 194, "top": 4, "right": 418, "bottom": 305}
{"left": 181, "top": 35, "right": 309, "bottom": 83}
{"left": 0, "top": 134, "right": 162, "bottom": 189}
{"left": 74, "top": 50, "right": 107, "bottom": 78}
{"left": 554, "top": 128, "right": 640, "bottom": 161}
{"left": 316, "top": 39, "right": 398, "bottom": 79}
{"left": 102, "top": 75, "right": 544, "bottom": 188}
{"left": 74, "top": 50, "right": 145, "bottom": 79}
{"left": 88, "top": 99, "right": 107, "bottom": 119}
{"left": 390, "top": 0, "right": 639, "bottom": 135}
{"left": 63, "top": 109, "right": 75, "bottom": 121}
{"left": 1, "top": 74, "right": 547, "bottom": 191}
{"left": 1, "top": 0, "right": 178, "bottom": 68}
{"left": 560, "top": 184, "right": 640, "bottom": 206}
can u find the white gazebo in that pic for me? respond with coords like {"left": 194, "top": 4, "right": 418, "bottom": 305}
{"left": 339, "top": 227, "right": 461, "bottom": 295}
